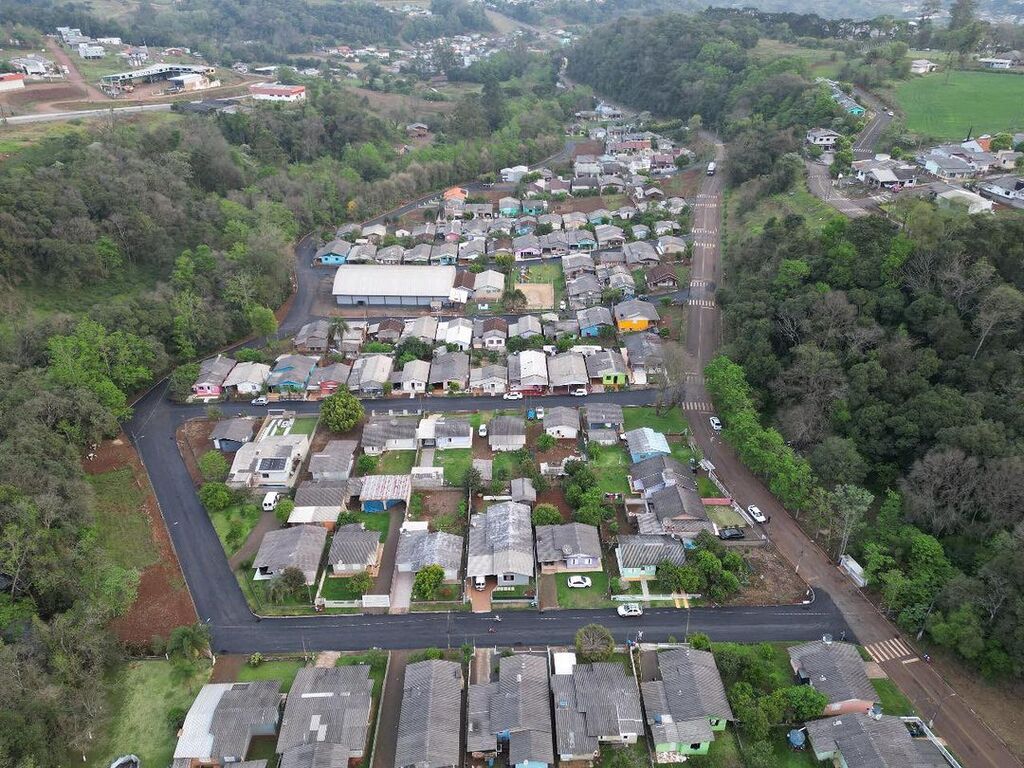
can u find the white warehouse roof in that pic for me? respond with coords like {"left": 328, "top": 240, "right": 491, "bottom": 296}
{"left": 333, "top": 264, "right": 456, "bottom": 298}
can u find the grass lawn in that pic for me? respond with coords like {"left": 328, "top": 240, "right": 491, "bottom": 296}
{"left": 730, "top": 176, "right": 840, "bottom": 241}
{"left": 687, "top": 726, "right": 744, "bottom": 768}
{"left": 623, "top": 405, "right": 687, "bottom": 434}
{"left": 209, "top": 503, "right": 262, "bottom": 557}
{"left": 751, "top": 38, "right": 846, "bottom": 79}
{"left": 894, "top": 70, "right": 1024, "bottom": 140}
{"left": 674, "top": 264, "right": 691, "bottom": 286}
{"left": 491, "top": 450, "right": 525, "bottom": 480}
{"left": 375, "top": 450, "right": 417, "bottom": 474}
{"left": 588, "top": 444, "right": 631, "bottom": 494}
{"left": 336, "top": 650, "right": 389, "bottom": 698}
{"left": 593, "top": 739, "right": 650, "bottom": 768}
{"left": 522, "top": 261, "right": 565, "bottom": 304}
{"left": 288, "top": 415, "right": 319, "bottom": 435}
{"left": 235, "top": 569, "right": 316, "bottom": 615}
{"left": 237, "top": 658, "right": 306, "bottom": 693}
{"left": 697, "top": 476, "right": 720, "bottom": 497}
{"left": 88, "top": 467, "right": 159, "bottom": 572}
{"left": 349, "top": 511, "right": 392, "bottom": 536}
{"left": 872, "top": 677, "right": 917, "bottom": 716}
{"left": 555, "top": 570, "right": 613, "bottom": 608}
{"left": 670, "top": 442, "right": 697, "bottom": 465}
{"left": 320, "top": 576, "right": 367, "bottom": 601}
{"left": 767, "top": 737, "right": 820, "bottom": 768}
{"left": 707, "top": 506, "right": 746, "bottom": 528}
{"left": 85, "top": 659, "right": 211, "bottom": 768}
{"left": 435, "top": 448, "right": 473, "bottom": 485}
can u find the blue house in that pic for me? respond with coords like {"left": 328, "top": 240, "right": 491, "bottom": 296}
{"left": 623, "top": 427, "right": 671, "bottom": 462}
{"left": 576, "top": 306, "right": 614, "bottom": 337}
{"left": 314, "top": 238, "right": 352, "bottom": 265}
{"left": 266, "top": 354, "right": 318, "bottom": 392}
{"left": 521, "top": 199, "right": 546, "bottom": 216}
{"left": 359, "top": 474, "right": 412, "bottom": 512}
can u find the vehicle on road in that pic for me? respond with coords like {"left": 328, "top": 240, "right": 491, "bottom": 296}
{"left": 535, "top": 406, "right": 545, "bottom": 419}
{"left": 718, "top": 527, "right": 745, "bottom": 540}
{"left": 262, "top": 492, "right": 281, "bottom": 511}
{"left": 709, "top": 416, "right": 722, "bottom": 431}
{"left": 478, "top": 423, "right": 488, "bottom": 438}
{"left": 706, "top": 161, "right": 716, "bottom": 176}
{"left": 886, "top": 110, "right": 894, "bottom": 116}
{"left": 747, "top": 505, "right": 768, "bottom": 524}
{"left": 617, "top": 602, "right": 643, "bottom": 617}
{"left": 567, "top": 575, "right": 592, "bottom": 589}
{"left": 251, "top": 396, "right": 269, "bottom": 406}
{"left": 571, "top": 388, "right": 588, "bottom": 397}
{"left": 503, "top": 391, "right": 524, "bottom": 400}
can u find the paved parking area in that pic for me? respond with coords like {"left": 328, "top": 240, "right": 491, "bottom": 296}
{"left": 468, "top": 577, "right": 496, "bottom": 612}
{"left": 389, "top": 571, "right": 413, "bottom": 614}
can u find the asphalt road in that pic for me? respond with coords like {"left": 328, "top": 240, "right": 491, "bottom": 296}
{"left": 851, "top": 87, "right": 893, "bottom": 158}
{"left": 805, "top": 160, "right": 871, "bottom": 218}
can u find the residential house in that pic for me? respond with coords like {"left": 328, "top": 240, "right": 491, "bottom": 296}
{"left": 253, "top": 525, "right": 327, "bottom": 584}
{"left": 228, "top": 432, "right": 310, "bottom": 489}
{"left": 489, "top": 416, "right": 527, "bottom": 452}
{"left": 587, "top": 208, "right": 611, "bottom": 225}
{"left": 566, "top": 274, "right": 603, "bottom": 309}
{"left": 562, "top": 211, "right": 589, "bottom": 230}
{"left": 980, "top": 175, "right": 1024, "bottom": 202}
{"left": 921, "top": 152, "right": 975, "bottom": 180}
{"left": 339, "top": 323, "right": 367, "bottom": 355}
{"left": 459, "top": 239, "right": 487, "bottom": 262}
{"left": 547, "top": 352, "right": 589, "bottom": 394}
{"left": 359, "top": 474, "right": 412, "bottom": 512}
{"left": 429, "top": 351, "right": 470, "bottom": 391}
{"left": 641, "top": 648, "right": 733, "bottom": 760}
{"left": 407, "top": 122, "right": 429, "bottom": 137}
{"left": 567, "top": 229, "right": 598, "bottom": 252}
{"left": 544, "top": 406, "right": 580, "bottom": 439}
{"left": 538, "top": 213, "right": 563, "bottom": 230}
{"left": 804, "top": 713, "right": 949, "bottom": 768}
{"left": 514, "top": 233, "right": 542, "bottom": 260}
{"left": 653, "top": 221, "right": 677, "bottom": 237}
{"left": 277, "top": 667, "right": 373, "bottom": 765}
{"left": 656, "top": 236, "right": 687, "bottom": 257}
{"left": 623, "top": 332, "right": 665, "bottom": 382}
{"left": 499, "top": 197, "right": 522, "bottom": 217}
{"left": 614, "top": 299, "right": 660, "bottom": 332}
{"left": 192, "top": 355, "right": 236, "bottom": 397}
{"left": 616, "top": 534, "right": 687, "bottom": 580}
{"left": 418, "top": 416, "right": 473, "bottom": 449}
{"left": 347, "top": 354, "right": 394, "bottom": 396}
{"left": 294, "top": 320, "right": 331, "bottom": 353}
{"left": 508, "top": 350, "right": 548, "bottom": 393}
{"left": 469, "top": 363, "right": 509, "bottom": 394}
{"left": 347, "top": 244, "right": 378, "bottom": 264}
{"left": 543, "top": 319, "right": 580, "bottom": 341}
{"left": 467, "top": 501, "right": 535, "bottom": 588}
{"left": 624, "top": 427, "right": 671, "bottom": 462}
{"left": 327, "top": 524, "right": 383, "bottom": 576}
{"left": 623, "top": 241, "right": 660, "bottom": 267}
{"left": 582, "top": 403, "right": 624, "bottom": 445}
{"left": 307, "top": 440, "right": 357, "bottom": 485}
{"left": 910, "top": 58, "right": 937, "bottom": 74}
{"left": 638, "top": 482, "right": 715, "bottom": 539}
{"left": 936, "top": 188, "right": 994, "bottom": 215}
{"left": 172, "top": 682, "right": 281, "bottom": 767}
{"left": 405, "top": 315, "right": 439, "bottom": 343}
{"left": 522, "top": 199, "right": 547, "bottom": 216}
{"left": 401, "top": 359, "right": 431, "bottom": 393}
{"left": 431, "top": 242, "right": 459, "bottom": 265}
{"left": 978, "top": 56, "right": 1013, "bottom": 69}
{"left": 405, "top": 242, "right": 432, "bottom": 263}
{"left": 535, "top": 523, "right": 601, "bottom": 573}
{"left": 395, "top": 660, "right": 464, "bottom": 768}
{"left": 362, "top": 223, "right": 387, "bottom": 243}
{"left": 396, "top": 529, "right": 464, "bottom": 582}
{"left": 361, "top": 416, "right": 418, "bottom": 455}
{"left": 210, "top": 417, "right": 255, "bottom": 452}
{"left": 599, "top": 264, "right": 636, "bottom": 298}
{"left": 316, "top": 239, "right": 353, "bottom": 266}
{"left": 268, "top": 354, "right": 318, "bottom": 393}
{"left": 629, "top": 456, "right": 690, "bottom": 496}
{"left": 377, "top": 244, "right": 405, "bottom": 265}
{"left": 585, "top": 350, "right": 629, "bottom": 388}
{"left": 646, "top": 264, "right": 679, "bottom": 290}
{"left": 474, "top": 269, "right": 506, "bottom": 301}
{"left": 806, "top": 128, "right": 842, "bottom": 148}
{"left": 223, "top": 361, "right": 271, "bottom": 395}
{"left": 502, "top": 164, "right": 529, "bottom": 183}
{"left": 466, "top": 654, "right": 554, "bottom": 768}
{"left": 476, "top": 317, "right": 508, "bottom": 350}
{"left": 577, "top": 306, "right": 614, "bottom": 337}
{"left": 787, "top": 640, "right": 877, "bottom": 716}
{"left": 573, "top": 154, "right": 601, "bottom": 177}
{"left": 551, "top": 656, "right": 643, "bottom": 763}
{"left": 511, "top": 477, "right": 537, "bottom": 505}
{"left": 441, "top": 317, "right": 475, "bottom": 350}
{"left": 509, "top": 315, "right": 543, "bottom": 340}
{"left": 465, "top": 202, "right": 494, "bottom": 219}
{"left": 595, "top": 224, "right": 626, "bottom": 249}
{"left": 308, "top": 362, "right": 352, "bottom": 397}
{"left": 563, "top": 253, "right": 596, "bottom": 280}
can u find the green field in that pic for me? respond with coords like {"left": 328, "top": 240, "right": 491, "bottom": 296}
{"left": 588, "top": 444, "right": 631, "bottom": 494}
{"left": 894, "top": 70, "right": 1024, "bottom": 140}
{"left": 751, "top": 38, "right": 846, "bottom": 79}
{"left": 88, "top": 467, "right": 159, "bottom": 571}
{"left": 237, "top": 658, "right": 306, "bottom": 693}
{"left": 623, "top": 405, "right": 687, "bottom": 434}
{"left": 435, "top": 448, "right": 473, "bottom": 485}
{"left": 555, "top": 570, "right": 613, "bottom": 609}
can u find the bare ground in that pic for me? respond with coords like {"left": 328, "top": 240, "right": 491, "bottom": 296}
{"left": 177, "top": 418, "right": 218, "bottom": 488}
{"left": 731, "top": 545, "right": 811, "bottom": 606}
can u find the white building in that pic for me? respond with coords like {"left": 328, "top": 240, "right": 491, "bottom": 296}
{"left": 333, "top": 264, "right": 456, "bottom": 306}
{"left": 249, "top": 82, "right": 307, "bottom": 102}
{"left": 0, "top": 73, "right": 26, "bottom": 92}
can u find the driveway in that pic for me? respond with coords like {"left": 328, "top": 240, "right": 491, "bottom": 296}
{"left": 467, "top": 577, "right": 496, "bottom": 613}
{"left": 371, "top": 650, "right": 409, "bottom": 768}
{"left": 388, "top": 570, "right": 413, "bottom": 614}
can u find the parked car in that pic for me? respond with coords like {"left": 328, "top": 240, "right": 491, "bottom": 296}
{"left": 571, "top": 388, "right": 588, "bottom": 397}
{"left": 617, "top": 602, "right": 643, "bottom": 617}
{"left": 567, "top": 575, "right": 592, "bottom": 589}
{"left": 251, "top": 396, "right": 269, "bottom": 406}
{"left": 886, "top": 110, "right": 894, "bottom": 116}
{"left": 535, "top": 406, "right": 545, "bottom": 419}
{"left": 262, "top": 492, "right": 281, "bottom": 511}
{"left": 709, "top": 416, "right": 722, "bottom": 431}
{"left": 718, "top": 527, "right": 745, "bottom": 540}
{"left": 478, "top": 423, "right": 488, "bottom": 438}
{"left": 473, "top": 575, "right": 487, "bottom": 591}
{"left": 503, "top": 391, "right": 524, "bottom": 400}
{"left": 747, "top": 505, "right": 768, "bottom": 524}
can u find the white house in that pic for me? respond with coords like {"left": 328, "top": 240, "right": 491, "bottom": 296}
{"left": 978, "top": 57, "right": 1012, "bottom": 69}
{"left": 806, "top": 128, "right": 842, "bottom": 148}
{"left": 910, "top": 59, "right": 937, "bottom": 74}
{"left": 249, "top": 82, "right": 307, "bottom": 101}
{"left": 501, "top": 165, "right": 530, "bottom": 183}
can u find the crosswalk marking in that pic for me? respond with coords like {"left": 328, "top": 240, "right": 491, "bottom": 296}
{"left": 681, "top": 401, "right": 714, "bottom": 411}
{"left": 865, "top": 638, "right": 915, "bottom": 663}
{"left": 690, "top": 279, "right": 712, "bottom": 288}
{"left": 688, "top": 298, "right": 716, "bottom": 308}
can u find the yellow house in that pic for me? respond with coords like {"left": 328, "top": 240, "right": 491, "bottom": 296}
{"left": 614, "top": 298, "right": 660, "bottom": 332}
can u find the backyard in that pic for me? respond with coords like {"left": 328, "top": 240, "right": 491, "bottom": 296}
{"left": 623, "top": 406, "right": 687, "bottom": 434}
{"left": 209, "top": 503, "right": 262, "bottom": 557}
{"left": 588, "top": 444, "right": 631, "bottom": 494}
{"left": 435, "top": 447, "right": 473, "bottom": 485}
{"left": 375, "top": 450, "right": 417, "bottom": 474}
{"left": 894, "top": 70, "right": 1024, "bottom": 140}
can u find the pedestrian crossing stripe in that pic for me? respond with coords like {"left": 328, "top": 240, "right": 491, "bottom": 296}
{"left": 689, "top": 299, "right": 716, "bottom": 307}
{"left": 682, "top": 401, "right": 714, "bottom": 411}
{"left": 690, "top": 280, "right": 711, "bottom": 288}
{"left": 865, "top": 638, "right": 915, "bottom": 663}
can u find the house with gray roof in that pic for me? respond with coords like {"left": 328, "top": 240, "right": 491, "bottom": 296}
{"left": 552, "top": 656, "right": 643, "bottom": 763}
{"left": 582, "top": 403, "right": 624, "bottom": 445}
{"left": 428, "top": 351, "right": 470, "bottom": 391}
{"left": 173, "top": 681, "right": 281, "bottom": 767}
{"left": 616, "top": 534, "right": 687, "bottom": 580}
{"left": 327, "top": 524, "right": 383, "bottom": 576}
{"left": 467, "top": 501, "right": 535, "bottom": 587}
{"left": 401, "top": 359, "right": 431, "bottom": 393}
{"left": 629, "top": 456, "right": 691, "bottom": 497}
{"left": 624, "top": 427, "right": 671, "bottom": 462}
{"left": 417, "top": 416, "right": 472, "bottom": 449}
{"left": 288, "top": 481, "right": 349, "bottom": 527}
{"left": 268, "top": 355, "right": 319, "bottom": 392}
{"left": 535, "top": 523, "right": 601, "bottom": 573}
{"left": 395, "top": 660, "right": 464, "bottom": 768}
{"left": 804, "top": 713, "right": 949, "bottom": 768}
{"left": 641, "top": 648, "right": 733, "bottom": 760}
{"left": 223, "top": 361, "right": 271, "bottom": 396}
{"left": 508, "top": 350, "right": 548, "bottom": 392}
{"left": 577, "top": 306, "right": 613, "bottom": 337}
{"left": 510, "top": 477, "right": 537, "bottom": 505}
{"left": 211, "top": 417, "right": 256, "bottom": 452}
{"left": 470, "top": 364, "right": 508, "bottom": 395}
{"left": 294, "top": 319, "right": 331, "bottom": 353}
{"left": 467, "top": 654, "right": 554, "bottom": 767}
{"left": 788, "top": 640, "right": 877, "bottom": 716}
{"left": 362, "top": 416, "right": 418, "bottom": 455}
{"left": 277, "top": 666, "right": 373, "bottom": 763}
{"left": 509, "top": 315, "right": 543, "bottom": 339}
{"left": 613, "top": 299, "right": 660, "bottom": 331}
{"left": 309, "top": 440, "right": 357, "bottom": 482}
{"left": 623, "top": 332, "right": 664, "bottom": 381}
{"left": 566, "top": 274, "right": 603, "bottom": 309}
{"left": 307, "top": 362, "right": 352, "bottom": 397}
{"left": 637, "top": 483, "right": 714, "bottom": 539}
{"left": 623, "top": 241, "right": 660, "bottom": 267}
{"left": 396, "top": 529, "right": 464, "bottom": 582}
{"left": 489, "top": 416, "right": 527, "bottom": 452}
{"left": 544, "top": 406, "right": 580, "bottom": 439}
{"left": 193, "top": 354, "right": 237, "bottom": 398}
{"left": 585, "top": 350, "right": 628, "bottom": 388}
{"left": 547, "top": 352, "right": 588, "bottom": 394}
{"left": 253, "top": 525, "right": 327, "bottom": 585}
{"left": 347, "top": 354, "right": 394, "bottom": 396}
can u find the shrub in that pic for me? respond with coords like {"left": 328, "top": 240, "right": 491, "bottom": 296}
{"left": 357, "top": 454, "right": 378, "bottom": 474}
{"left": 575, "top": 623, "right": 615, "bottom": 662}
{"left": 532, "top": 503, "right": 562, "bottom": 526}
{"left": 413, "top": 564, "right": 445, "bottom": 600}
{"left": 275, "top": 498, "right": 295, "bottom": 523}
{"left": 537, "top": 433, "right": 556, "bottom": 452}
{"left": 248, "top": 652, "right": 263, "bottom": 667}
{"left": 198, "top": 450, "right": 230, "bottom": 482}
{"left": 198, "top": 482, "right": 233, "bottom": 513}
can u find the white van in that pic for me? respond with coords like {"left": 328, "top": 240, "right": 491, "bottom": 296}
{"left": 706, "top": 161, "right": 717, "bottom": 176}
{"left": 473, "top": 575, "right": 487, "bottom": 591}
{"left": 262, "top": 491, "right": 281, "bottom": 511}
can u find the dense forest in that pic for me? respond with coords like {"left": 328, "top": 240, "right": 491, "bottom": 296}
{"left": 712, "top": 206, "right": 1024, "bottom": 676}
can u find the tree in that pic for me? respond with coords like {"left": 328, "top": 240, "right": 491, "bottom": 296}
{"left": 248, "top": 305, "right": 278, "bottom": 339}
{"left": 328, "top": 317, "right": 350, "bottom": 349}
{"left": 198, "top": 482, "right": 233, "bottom": 513}
{"left": 537, "top": 433, "right": 556, "bottom": 452}
{"left": 772, "top": 685, "right": 829, "bottom": 721}
{"left": 169, "top": 363, "right": 200, "bottom": 402}
{"left": 351, "top": 571, "right": 374, "bottom": 596}
{"left": 810, "top": 436, "right": 868, "bottom": 488}
{"left": 832, "top": 484, "right": 874, "bottom": 559}
{"left": 275, "top": 498, "right": 295, "bottom": 524}
{"left": 532, "top": 503, "right": 562, "bottom": 526}
{"left": 574, "top": 623, "right": 614, "bottom": 662}
{"left": 463, "top": 466, "right": 483, "bottom": 494}
{"left": 413, "top": 564, "right": 445, "bottom": 600}
{"left": 270, "top": 567, "right": 309, "bottom": 603}
{"left": 198, "top": 450, "right": 230, "bottom": 482}
{"left": 167, "top": 623, "right": 211, "bottom": 660}
{"left": 572, "top": 504, "right": 604, "bottom": 527}
{"left": 971, "top": 284, "right": 1024, "bottom": 359}
{"left": 321, "top": 390, "right": 365, "bottom": 432}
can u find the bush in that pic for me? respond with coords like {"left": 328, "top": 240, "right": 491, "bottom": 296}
{"left": 357, "top": 454, "right": 378, "bottom": 474}
{"left": 536, "top": 433, "right": 556, "bottom": 452}
{"left": 198, "top": 482, "right": 233, "bottom": 513}
{"left": 532, "top": 503, "right": 562, "bottom": 526}
{"left": 198, "top": 450, "right": 230, "bottom": 482}
{"left": 575, "top": 623, "right": 614, "bottom": 662}
{"left": 688, "top": 632, "right": 712, "bottom": 650}
{"left": 275, "top": 498, "right": 295, "bottom": 523}
{"left": 248, "top": 652, "right": 263, "bottom": 667}
{"left": 413, "top": 564, "right": 445, "bottom": 600}
{"left": 351, "top": 571, "right": 374, "bottom": 595}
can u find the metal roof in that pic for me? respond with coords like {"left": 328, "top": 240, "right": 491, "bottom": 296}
{"left": 174, "top": 681, "right": 281, "bottom": 762}
{"left": 253, "top": 526, "right": 327, "bottom": 580}
{"left": 788, "top": 641, "right": 876, "bottom": 706}
{"left": 535, "top": 523, "right": 600, "bottom": 563}
{"left": 395, "top": 530, "right": 464, "bottom": 573}
{"left": 616, "top": 535, "right": 687, "bottom": 569}
{"left": 327, "top": 524, "right": 381, "bottom": 568}
{"left": 641, "top": 647, "right": 732, "bottom": 745}
{"left": 277, "top": 666, "right": 373, "bottom": 756}
{"left": 395, "top": 660, "right": 463, "bottom": 768}
{"left": 332, "top": 265, "right": 456, "bottom": 298}
{"left": 466, "top": 502, "right": 535, "bottom": 579}
{"left": 805, "top": 713, "right": 949, "bottom": 768}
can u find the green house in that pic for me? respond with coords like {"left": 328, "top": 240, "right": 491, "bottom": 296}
{"left": 585, "top": 349, "right": 629, "bottom": 388}
{"left": 640, "top": 647, "right": 733, "bottom": 758}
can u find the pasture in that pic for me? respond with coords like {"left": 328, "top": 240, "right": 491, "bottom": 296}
{"left": 894, "top": 70, "right": 1024, "bottom": 140}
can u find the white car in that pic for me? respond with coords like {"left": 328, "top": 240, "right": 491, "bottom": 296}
{"left": 747, "top": 504, "right": 768, "bottom": 524}
{"left": 571, "top": 388, "right": 588, "bottom": 397}
{"left": 251, "top": 396, "right": 269, "bottom": 406}
{"left": 567, "top": 575, "right": 592, "bottom": 589}
{"left": 886, "top": 110, "right": 894, "bottom": 116}
{"left": 262, "top": 491, "right": 281, "bottom": 511}
{"left": 559, "top": 300, "right": 567, "bottom": 311}
{"left": 478, "top": 423, "right": 488, "bottom": 438}
{"left": 709, "top": 416, "right": 722, "bottom": 431}
{"left": 535, "top": 406, "right": 545, "bottom": 420}
{"left": 503, "top": 391, "right": 524, "bottom": 400}
{"left": 617, "top": 602, "right": 643, "bottom": 617}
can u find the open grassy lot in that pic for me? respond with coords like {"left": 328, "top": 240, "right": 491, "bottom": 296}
{"left": 209, "top": 503, "right": 261, "bottom": 557}
{"left": 88, "top": 467, "right": 159, "bottom": 571}
{"left": 14, "top": 262, "right": 163, "bottom": 316}
{"left": 623, "top": 405, "right": 687, "bottom": 434}
{"left": 237, "top": 658, "right": 306, "bottom": 693}
{"left": 697, "top": 476, "right": 720, "bottom": 497}
{"left": 375, "top": 450, "right": 417, "bottom": 474}
{"left": 751, "top": 38, "right": 846, "bottom": 79}
{"left": 520, "top": 262, "right": 565, "bottom": 305}
{"left": 555, "top": 570, "right": 613, "bottom": 609}
{"left": 729, "top": 176, "right": 840, "bottom": 241}
{"left": 435, "top": 447, "right": 473, "bottom": 485}
{"left": 588, "top": 444, "right": 631, "bottom": 494}
{"left": 670, "top": 442, "right": 698, "bottom": 466}
{"left": 491, "top": 450, "right": 526, "bottom": 480}
{"left": 85, "top": 660, "right": 211, "bottom": 768}
{"left": 707, "top": 505, "right": 746, "bottom": 528}
{"left": 894, "top": 70, "right": 1024, "bottom": 140}
{"left": 872, "top": 677, "right": 917, "bottom": 716}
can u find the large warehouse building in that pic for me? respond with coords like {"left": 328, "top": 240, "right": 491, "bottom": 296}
{"left": 332, "top": 264, "right": 457, "bottom": 306}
